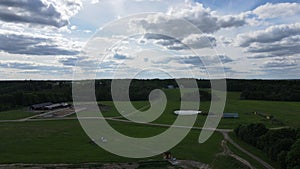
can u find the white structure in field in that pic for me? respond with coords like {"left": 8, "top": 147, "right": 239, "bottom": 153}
{"left": 174, "top": 110, "right": 202, "bottom": 115}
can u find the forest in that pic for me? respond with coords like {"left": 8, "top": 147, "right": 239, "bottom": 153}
{"left": 234, "top": 123, "right": 300, "bottom": 169}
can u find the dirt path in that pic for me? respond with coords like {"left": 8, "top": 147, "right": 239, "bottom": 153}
{"left": 219, "top": 140, "right": 255, "bottom": 169}
{"left": 221, "top": 131, "right": 274, "bottom": 169}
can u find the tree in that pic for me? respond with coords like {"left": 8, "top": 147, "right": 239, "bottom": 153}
{"left": 287, "top": 139, "right": 300, "bottom": 169}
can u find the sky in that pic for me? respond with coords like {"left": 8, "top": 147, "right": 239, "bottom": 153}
{"left": 0, "top": 0, "right": 299, "bottom": 80}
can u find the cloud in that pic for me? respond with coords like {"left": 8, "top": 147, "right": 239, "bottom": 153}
{"left": 113, "top": 53, "right": 128, "bottom": 59}
{"left": 141, "top": 33, "right": 216, "bottom": 50}
{"left": 263, "top": 58, "right": 297, "bottom": 68}
{"left": 0, "top": 60, "right": 71, "bottom": 74}
{"left": 58, "top": 56, "right": 79, "bottom": 66}
{"left": 237, "top": 23, "right": 300, "bottom": 47}
{"left": 131, "top": 2, "right": 246, "bottom": 36}
{"left": 182, "top": 34, "right": 216, "bottom": 49}
{"left": 246, "top": 36, "right": 300, "bottom": 57}
{"left": 0, "top": 0, "right": 82, "bottom": 28}
{"left": 253, "top": 2, "right": 300, "bottom": 19}
{"left": 237, "top": 23, "right": 300, "bottom": 58}
{"left": 179, "top": 55, "right": 234, "bottom": 67}
{"left": 0, "top": 30, "right": 79, "bottom": 55}
{"left": 89, "top": 0, "right": 100, "bottom": 4}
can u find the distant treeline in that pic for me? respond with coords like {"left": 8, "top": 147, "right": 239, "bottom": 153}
{"left": 234, "top": 123, "right": 300, "bottom": 169}
{"left": 0, "top": 79, "right": 299, "bottom": 111}
{"left": 0, "top": 81, "right": 72, "bottom": 111}
{"left": 239, "top": 80, "right": 300, "bottom": 101}
{"left": 0, "top": 79, "right": 180, "bottom": 111}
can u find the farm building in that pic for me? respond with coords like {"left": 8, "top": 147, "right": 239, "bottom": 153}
{"left": 174, "top": 110, "right": 202, "bottom": 115}
{"left": 223, "top": 113, "right": 239, "bottom": 118}
{"left": 30, "top": 102, "right": 69, "bottom": 110}
{"left": 30, "top": 102, "right": 53, "bottom": 110}
{"left": 44, "top": 103, "right": 69, "bottom": 110}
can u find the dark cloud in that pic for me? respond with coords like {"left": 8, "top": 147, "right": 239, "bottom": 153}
{"left": 0, "top": 32, "right": 79, "bottom": 55}
{"left": 0, "top": 0, "right": 81, "bottom": 28}
{"left": 58, "top": 56, "right": 100, "bottom": 71}
{"left": 0, "top": 61, "right": 71, "bottom": 74}
{"left": 113, "top": 53, "right": 128, "bottom": 59}
{"left": 246, "top": 41, "right": 300, "bottom": 57}
{"left": 58, "top": 57, "right": 78, "bottom": 66}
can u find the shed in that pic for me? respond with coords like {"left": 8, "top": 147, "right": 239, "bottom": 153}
{"left": 223, "top": 113, "right": 239, "bottom": 118}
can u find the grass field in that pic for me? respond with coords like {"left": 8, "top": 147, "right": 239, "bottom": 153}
{"left": 0, "top": 120, "right": 223, "bottom": 164}
{"left": 211, "top": 155, "right": 250, "bottom": 169}
{"left": 0, "top": 89, "right": 299, "bottom": 167}
{"left": 0, "top": 109, "right": 35, "bottom": 120}
{"left": 99, "top": 89, "right": 300, "bottom": 129}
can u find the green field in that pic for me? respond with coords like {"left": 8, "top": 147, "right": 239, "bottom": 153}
{"left": 0, "top": 89, "right": 299, "bottom": 168}
{"left": 0, "top": 120, "right": 223, "bottom": 164}
{"left": 211, "top": 155, "right": 250, "bottom": 169}
{"left": 0, "top": 109, "right": 35, "bottom": 120}
{"left": 99, "top": 89, "right": 300, "bottom": 129}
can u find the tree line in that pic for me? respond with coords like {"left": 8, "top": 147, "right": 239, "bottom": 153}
{"left": 0, "top": 79, "right": 184, "bottom": 111}
{"left": 234, "top": 123, "right": 300, "bottom": 169}
{"left": 0, "top": 79, "right": 299, "bottom": 111}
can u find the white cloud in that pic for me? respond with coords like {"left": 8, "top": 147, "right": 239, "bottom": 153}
{"left": 237, "top": 23, "right": 300, "bottom": 47}
{"left": 253, "top": 2, "right": 300, "bottom": 19}
{"left": 131, "top": 2, "right": 246, "bottom": 36}
{"left": 182, "top": 34, "right": 216, "bottom": 49}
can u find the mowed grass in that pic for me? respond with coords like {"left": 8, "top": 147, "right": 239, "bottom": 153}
{"left": 221, "top": 92, "right": 300, "bottom": 128}
{"left": 0, "top": 119, "right": 222, "bottom": 164}
{"left": 115, "top": 89, "right": 300, "bottom": 129}
{"left": 91, "top": 89, "right": 300, "bottom": 130}
{"left": 0, "top": 109, "right": 35, "bottom": 120}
